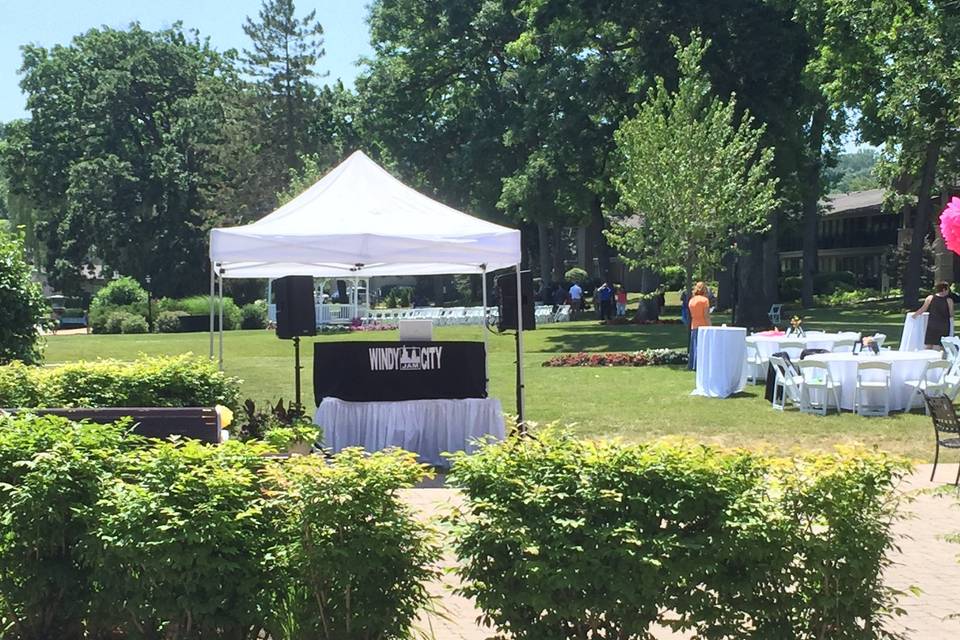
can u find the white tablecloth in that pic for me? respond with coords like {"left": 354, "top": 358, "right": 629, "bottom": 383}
{"left": 315, "top": 397, "right": 505, "bottom": 466}
{"left": 900, "top": 312, "right": 954, "bottom": 351}
{"left": 811, "top": 350, "right": 942, "bottom": 411}
{"left": 747, "top": 331, "right": 861, "bottom": 359}
{"left": 692, "top": 326, "right": 747, "bottom": 398}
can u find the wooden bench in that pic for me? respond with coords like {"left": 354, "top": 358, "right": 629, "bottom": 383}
{"left": 3, "top": 407, "right": 223, "bottom": 444}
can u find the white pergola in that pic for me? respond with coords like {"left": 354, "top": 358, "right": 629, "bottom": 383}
{"left": 207, "top": 150, "right": 526, "bottom": 413}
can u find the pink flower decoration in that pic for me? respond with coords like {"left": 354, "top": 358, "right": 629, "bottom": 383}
{"left": 940, "top": 197, "right": 960, "bottom": 255}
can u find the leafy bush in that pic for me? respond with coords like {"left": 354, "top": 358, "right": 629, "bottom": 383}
{"left": 563, "top": 267, "right": 589, "bottom": 285}
{"left": 157, "top": 295, "right": 242, "bottom": 329}
{"left": 88, "top": 439, "right": 271, "bottom": 638}
{"left": 261, "top": 449, "right": 439, "bottom": 639}
{"left": 119, "top": 314, "right": 149, "bottom": 334}
{"left": 448, "top": 430, "right": 909, "bottom": 639}
{"left": 814, "top": 288, "right": 884, "bottom": 307}
{"left": 0, "top": 415, "right": 140, "bottom": 639}
{"left": 383, "top": 286, "right": 413, "bottom": 308}
{"left": 660, "top": 265, "right": 685, "bottom": 289}
{"left": 0, "top": 229, "right": 49, "bottom": 364}
{"left": 0, "top": 353, "right": 242, "bottom": 410}
{"left": 90, "top": 305, "right": 147, "bottom": 334}
{"left": 781, "top": 271, "right": 859, "bottom": 301}
{"left": 241, "top": 300, "right": 268, "bottom": 329}
{"left": 155, "top": 309, "right": 187, "bottom": 333}
{"left": 90, "top": 276, "right": 147, "bottom": 309}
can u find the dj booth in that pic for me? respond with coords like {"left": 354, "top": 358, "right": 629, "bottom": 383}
{"left": 313, "top": 341, "right": 505, "bottom": 465}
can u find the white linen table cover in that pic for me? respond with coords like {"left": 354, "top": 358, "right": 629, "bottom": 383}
{"left": 315, "top": 397, "right": 505, "bottom": 466}
{"left": 746, "top": 331, "right": 861, "bottom": 359}
{"left": 692, "top": 326, "right": 748, "bottom": 398}
{"left": 899, "top": 312, "right": 954, "bottom": 351}
{"left": 811, "top": 350, "right": 942, "bottom": 411}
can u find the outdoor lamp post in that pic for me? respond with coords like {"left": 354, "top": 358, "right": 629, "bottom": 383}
{"left": 145, "top": 275, "right": 153, "bottom": 331}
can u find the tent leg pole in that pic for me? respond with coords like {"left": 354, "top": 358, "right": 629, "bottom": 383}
{"left": 218, "top": 267, "right": 224, "bottom": 371}
{"left": 209, "top": 263, "right": 215, "bottom": 359}
{"left": 515, "top": 263, "right": 525, "bottom": 432}
{"left": 481, "top": 266, "right": 488, "bottom": 395}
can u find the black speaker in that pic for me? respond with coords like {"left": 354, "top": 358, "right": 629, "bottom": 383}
{"left": 275, "top": 276, "right": 316, "bottom": 339}
{"left": 497, "top": 271, "right": 536, "bottom": 331}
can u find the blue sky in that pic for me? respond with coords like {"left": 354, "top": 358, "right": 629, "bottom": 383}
{"left": 0, "top": 0, "right": 374, "bottom": 123}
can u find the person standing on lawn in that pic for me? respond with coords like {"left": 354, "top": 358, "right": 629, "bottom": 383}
{"left": 615, "top": 285, "right": 628, "bottom": 317}
{"left": 687, "top": 281, "right": 711, "bottom": 370}
{"left": 914, "top": 281, "right": 955, "bottom": 350}
{"left": 598, "top": 282, "right": 614, "bottom": 320}
{"left": 569, "top": 281, "right": 583, "bottom": 311}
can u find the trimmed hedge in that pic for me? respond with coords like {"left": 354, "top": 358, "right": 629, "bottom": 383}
{"left": 447, "top": 430, "right": 910, "bottom": 639}
{"left": 0, "top": 354, "right": 242, "bottom": 410}
{"left": 0, "top": 416, "right": 437, "bottom": 639}
{"left": 158, "top": 295, "right": 242, "bottom": 330}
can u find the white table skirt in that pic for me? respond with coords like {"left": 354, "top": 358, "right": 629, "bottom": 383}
{"left": 315, "top": 397, "right": 505, "bottom": 466}
{"left": 811, "top": 351, "right": 942, "bottom": 411}
{"left": 747, "top": 331, "right": 860, "bottom": 360}
{"left": 900, "top": 312, "right": 954, "bottom": 351}
{"left": 692, "top": 326, "right": 747, "bottom": 398}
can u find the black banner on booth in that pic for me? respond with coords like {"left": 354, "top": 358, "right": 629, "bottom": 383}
{"left": 313, "top": 341, "right": 487, "bottom": 403}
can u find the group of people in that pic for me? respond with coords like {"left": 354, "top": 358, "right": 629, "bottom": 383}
{"left": 549, "top": 281, "right": 628, "bottom": 320}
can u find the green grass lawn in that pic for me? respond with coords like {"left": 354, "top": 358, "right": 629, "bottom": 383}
{"left": 44, "top": 301, "right": 938, "bottom": 461}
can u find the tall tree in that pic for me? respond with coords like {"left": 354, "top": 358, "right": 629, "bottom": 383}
{"left": 607, "top": 34, "right": 778, "bottom": 294}
{"left": 819, "top": 0, "right": 960, "bottom": 307}
{"left": 243, "top": 0, "right": 327, "bottom": 171}
{"left": 2, "top": 25, "right": 239, "bottom": 296}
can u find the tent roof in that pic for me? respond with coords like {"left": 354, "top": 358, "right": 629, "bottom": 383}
{"left": 209, "top": 151, "right": 521, "bottom": 278}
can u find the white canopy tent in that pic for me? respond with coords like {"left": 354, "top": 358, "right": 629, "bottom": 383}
{"left": 207, "top": 150, "right": 526, "bottom": 414}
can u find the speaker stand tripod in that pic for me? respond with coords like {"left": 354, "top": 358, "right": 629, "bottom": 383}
{"left": 292, "top": 336, "right": 303, "bottom": 416}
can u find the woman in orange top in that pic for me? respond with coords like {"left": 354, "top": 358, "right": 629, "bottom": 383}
{"left": 687, "top": 281, "right": 711, "bottom": 371}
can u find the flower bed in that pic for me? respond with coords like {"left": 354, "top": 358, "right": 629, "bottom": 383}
{"left": 318, "top": 323, "right": 398, "bottom": 333}
{"left": 542, "top": 348, "right": 687, "bottom": 367}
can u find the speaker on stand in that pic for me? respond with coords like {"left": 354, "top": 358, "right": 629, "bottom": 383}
{"left": 495, "top": 270, "right": 535, "bottom": 429}
{"left": 275, "top": 276, "right": 316, "bottom": 414}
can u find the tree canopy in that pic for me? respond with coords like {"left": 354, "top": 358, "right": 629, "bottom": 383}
{"left": 606, "top": 34, "right": 778, "bottom": 290}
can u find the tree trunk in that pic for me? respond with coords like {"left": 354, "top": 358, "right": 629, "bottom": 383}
{"left": 762, "top": 211, "right": 780, "bottom": 304}
{"left": 537, "top": 222, "right": 552, "bottom": 290}
{"left": 801, "top": 106, "right": 827, "bottom": 308}
{"left": 902, "top": 141, "right": 942, "bottom": 308}
{"left": 590, "top": 195, "right": 611, "bottom": 281}
{"left": 736, "top": 235, "right": 769, "bottom": 327}
{"left": 717, "top": 252, "right": 735, "bottom": 311}
{"left": 551, "top": 225, "right": 565, "bottom": 283}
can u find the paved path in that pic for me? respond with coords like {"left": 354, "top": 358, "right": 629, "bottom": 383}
{"left": 405, "top": 464, "right": 960, "bottom": 639}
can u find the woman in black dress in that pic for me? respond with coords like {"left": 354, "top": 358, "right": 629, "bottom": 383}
{"left": 914, "top": 281, "right": 955, "bottom": 350}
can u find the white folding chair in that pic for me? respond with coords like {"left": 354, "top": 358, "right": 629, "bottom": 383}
{"left": 906, "top": 360, "right": 953, "bottom": 414}
{"left": 768, "top": 304, "right": 783, "bottom": 325}
{"left": 831, "top": 338, "right": 857, "bottom": 353}
{"left": 798, "top": 360, "right": 842, "bottom": 416}
{"left": 854, "top": 361, "right": 892, "bottom": 417}
{"left": 942, "top": 336, "right": 960, "bottom": 363}
{"left": 746, "top": 341, "right": 768, "bottom": 385}
{"left": 769, "top": 355, "right": 802, "bottom": 411}
{"left": 873, "top": 333, "right": 887, "bottom": 349}
{"left": 778, "top": 340, "right": 805, "bottom": 361}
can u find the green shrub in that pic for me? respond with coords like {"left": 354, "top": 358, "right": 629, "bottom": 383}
{"left": 120, "top": 314, "right": 149, "bottom": 334}
{"left": 383, "top": 286, "right": 413, "bottom": 308}
{"left": 781, "top": 271, "right": 860, "bottom": 301}
{"left": 0, "top": 354, "right": 242, "bottom": 410}
{"left": 88, "top": 439, "right": 271, "bottom": 638}
{"left": 563, "top": 267, "right": 589, "bottom": 285}
{"left": 262, "top": 449, "right": 439, "bottom": 639}
{"left": 0, "top": 415, "right": 140, "bottom": 639}
{"left": 157, "top": 295, "right": 242, "bottom": 329}
{"left": 90, "top": 276, "right": 147, "bottom": 309}
{"left": 660, "top": 265, "right": 685, "bottom": 290}
{"left": 241, "top": 300, "right": 268, "bottom": 329}
{"left": 90, "top": 305, "right": 147, "bottom": 334}
{"left": 0, "top": 229, "right": 49, "bottom": 364}
{"left": 814, "top": 288, "right": 883, "bottom": 307}
{"left": 448, "top": 429, "right": 909, "bottom": 639}
{"left": 155, "top": 310, "right": 187, "bottom": 333}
